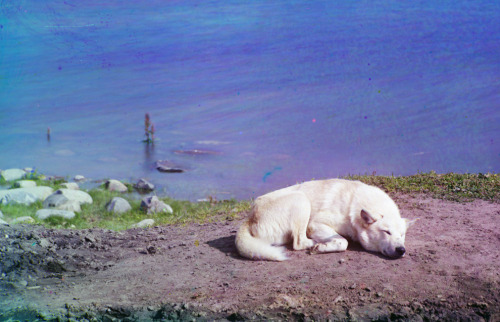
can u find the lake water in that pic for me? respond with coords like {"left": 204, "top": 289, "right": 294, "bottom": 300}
{"left": 1, "top": 1, "right": 499, "bottom": 200}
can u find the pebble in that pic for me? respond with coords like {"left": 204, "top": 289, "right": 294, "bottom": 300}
{"left": 132, "top": 219, "right": 155, "bottom": 228}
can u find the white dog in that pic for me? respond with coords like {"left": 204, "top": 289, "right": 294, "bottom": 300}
{"left": 236, "top": 179, "right": 416, "bottom": 261}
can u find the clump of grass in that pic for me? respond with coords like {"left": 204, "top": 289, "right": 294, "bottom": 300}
{"left": 344, "top": 171, "right": 499, "bottom": 202}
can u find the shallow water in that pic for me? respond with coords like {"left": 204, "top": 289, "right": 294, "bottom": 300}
{"left": 1, "top": 1, "right": 499, "bottom": 200}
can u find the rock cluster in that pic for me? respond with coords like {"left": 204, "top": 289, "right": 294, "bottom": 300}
{"left": 0, "top": 168, "right": 171, "bottom": 229}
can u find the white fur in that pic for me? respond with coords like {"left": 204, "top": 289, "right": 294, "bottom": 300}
{"left": 235, "top": 179, "right": 416, "bottom": 261}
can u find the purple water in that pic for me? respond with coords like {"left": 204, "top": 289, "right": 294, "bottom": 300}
{"left": 1, "top": 1, "right": 499, "bottom": 200}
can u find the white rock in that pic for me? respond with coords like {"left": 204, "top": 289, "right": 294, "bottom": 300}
{"left": 61, "top": 182, "right": 79, "bottom": 190}
{"left": 36, "top": 209, "right": 76, "bottom": 220}
{"left": 0, "top": 187, "right": 53, "bottom": 205}
{"left": 131, "top": 219, "right": 155, "bottom": 228}
{"left": 140, "top": 196, "right": 173, "bottom": 215}
{"left": 0, "top": 210, "right": 3, "bottom": 218}
{"left": 74, "top": 175, "right": 85, "bottom": 182}
{"left": 0, "top": 218, "right": 8, "bottom": 226}
{"left": 105, "top": 179, "right": 128, "bottom": 193}
{"left": 55, "top": 189, "right": 93, "bottom": 204}
{"left": 43, "top": 194, "right": 82, "bottom": 212}
{"left": 13, "top": 180, "right": 37, "bottom": 188}
{"left": 1, "top": 169, "right": 26, "bottom": 181}
{"left": 11, "top": 216, "right": 35, "bottom": 224}
{"left": 106, "top": 197, "right": 132, "bottom": 214}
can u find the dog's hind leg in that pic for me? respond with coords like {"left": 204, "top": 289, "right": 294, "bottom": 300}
{"left": 284, "top": 192, "right": 315, "bottom": 251}
{"left": 308, "top": 223, "right": 348, "bottom": 254}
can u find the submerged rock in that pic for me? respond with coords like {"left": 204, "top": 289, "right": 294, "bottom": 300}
{"left": 1, "top": 168, "right": 26, "bottom": 181}
{"left": 106, "top": 197, "right": 132, "bottom": 214}
{"left": 173, "top": 149, "right": 221, "bottom": 156}
{"left": 155, "top": 160, "right": 185, "bottom": 173}
{"left": 74, "top": 175, "right": 85, "bottom": 182}
{"left": 105, "top": 179, "right": 128, "bottom": 193}
{"left": 36, "top": 209, "right": 76, "bottom": 220}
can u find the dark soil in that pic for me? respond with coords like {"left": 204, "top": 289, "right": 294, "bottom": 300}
{"left": 1, "top": 193, "right": 499, "bottom": 321}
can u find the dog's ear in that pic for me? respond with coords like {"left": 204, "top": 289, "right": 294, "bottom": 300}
{"left": 361, "top": 209, "right": 377, "bottom": 225}
{"left": 404, "top": 218, "right": 419, "bottom": 229}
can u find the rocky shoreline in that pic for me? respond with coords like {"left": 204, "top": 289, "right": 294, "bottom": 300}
{"left": 0, "top": 168, "right": 171, "bottom": 229}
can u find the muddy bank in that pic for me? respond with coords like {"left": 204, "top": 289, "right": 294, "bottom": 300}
{"left": 1, "top": 194, "right": 499, "bottom": 321}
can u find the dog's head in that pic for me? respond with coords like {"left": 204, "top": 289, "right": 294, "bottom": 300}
{"left": 356, "top": 209, "right": 417, "bottom": 259}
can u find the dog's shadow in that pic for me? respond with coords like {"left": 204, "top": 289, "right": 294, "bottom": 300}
{"left": 206, "top": 235, "right": 243, "bottom": 260}
{"left": 207, "top": 235, "right": 391, "bottom": 261}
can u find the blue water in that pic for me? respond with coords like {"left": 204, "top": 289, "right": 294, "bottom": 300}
{"left": 1, "top": 1, "right": 499, "bottom": 200}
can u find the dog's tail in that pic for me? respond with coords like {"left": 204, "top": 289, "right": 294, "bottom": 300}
{"left": 235, "top": 221, "right": 288, "bottom": 261}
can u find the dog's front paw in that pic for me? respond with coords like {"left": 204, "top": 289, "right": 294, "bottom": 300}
{"left": 310, "top": 243, "right": 322, "bottom": 255}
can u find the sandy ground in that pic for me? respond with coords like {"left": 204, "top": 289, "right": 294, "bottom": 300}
{"left": 1, "top": 193, "right": 499, "bottom": 321}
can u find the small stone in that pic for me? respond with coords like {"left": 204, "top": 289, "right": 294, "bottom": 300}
{"left": 12, "top": 216, "right": 35, "bottom": 224}
{"left": 61, "top": 182, "right": 79, "bottom": 190}
{"left": 134, "top": 178, "right": 155, "bottom": 192}
{"left": 1, "top": 168, "right": 26, "bottom": 181}
{"left": 105, "top": 179, "right": 128, "bottom": 193}
{"left": 140, "top": 196, "right": 173, "bottom": 214}
{"left": 19, "top": 280, "right": 28, "bottom": 287}
{"left": 376, "top": 292, "right": 383, "bottom": 298}
{"left": 349, "top": 283, "right": 357, "bottom": 289}
{"left": 106, "top": 197, "right": 132, "bottom": 214}
{"left": 39, "top": 238, "right": 50, "bottom": 248}
{"left": 131, "top": 219, "right": 155, "bottom": 228}
{"left": 13, "top": 180, "right": 37, "bottom": 188}
{"left": 74, "top": 175, "right": 85, "bottom": 182}
{"left": 338, "top": 258, "right": 345, "bottom": 264}
{"left": 36, "top": 209, "right": 76, "bottom": 220}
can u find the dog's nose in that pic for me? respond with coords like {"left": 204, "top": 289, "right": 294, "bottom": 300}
{"left": 395, "top": 246, "right": 406, "bottom": 257}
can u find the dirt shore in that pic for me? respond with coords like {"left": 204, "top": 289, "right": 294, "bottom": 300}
{"left": 1, "top": 193, "right": 499, "bottom": 321}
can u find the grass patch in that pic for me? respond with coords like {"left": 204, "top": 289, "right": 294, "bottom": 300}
{"left": 1, "top": 172, "right": 497, "bottom": 231}
{"left": 344, "top": 171, "right": 499, "bottom": 202}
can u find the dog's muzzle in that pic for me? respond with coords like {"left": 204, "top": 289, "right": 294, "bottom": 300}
{"left": 385, "top": 246, "right": 406, "bottom": 259}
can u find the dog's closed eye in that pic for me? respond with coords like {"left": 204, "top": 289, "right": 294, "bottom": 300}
{"left": 382, "top": 230, "right": 391, "bottom": 235}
